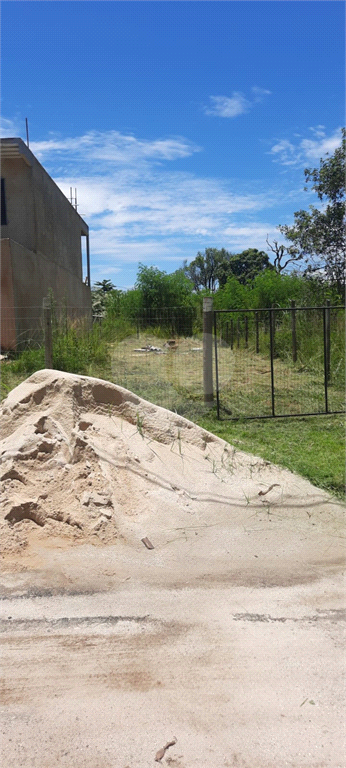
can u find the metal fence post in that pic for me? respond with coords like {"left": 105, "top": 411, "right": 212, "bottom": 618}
{"left": 255, "top": 311, "right": 259, "bottom": 354}
{"left": 291, "top": 300, "right": 297, "bottom": 363}
{"left": 326, "top": 299, "right": 331, "bottom": 382}
{"left": 213, "top": 311, "right": 220, "bottom": 419}
{"left": 245, "top": 315, "right": 248, "bottom": 349}
{"left": 323, "top": 307, "right": 329, "bottom": 413}
{"left": 43, "top": 297, "right": 53, "bottom": 369}
{"left": 271, "top": 304, "right": 276, "bottom": 357}
{"left": 203, "top": 297, "right": 213, "bottom": 407}
{"left": 269, "top": 308, "right": 275, "bottom": 417}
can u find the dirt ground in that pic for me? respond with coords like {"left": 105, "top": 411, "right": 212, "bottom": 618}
{"left": 0, "top": 370, "right": 345, "bottom": 768}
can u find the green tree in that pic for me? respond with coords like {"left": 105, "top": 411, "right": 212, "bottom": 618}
{"left": 183, "top": 248, "right": 225, "bottom": 292}
{"left": 184, "top": 247, "right": 272, "bottom": 291}
{"left": 214, "top": 275, "right": 250, "bottom": 310}
{"left": 135, "top": 264, "right": 168, "bottom": 308}
{"left": 265, "top": 237, "right": 302, "bottom": 273}
{"left": 135, "top": 264, "right": 195, "bottom": 309}
{"left": 278, "top": 129, "right": 345, "bottom": 295}
{"left": 93, "top": 279, "right": 116, "bottom": 292}
{"left": 225, "top": 248, "right": 272, "bottom": 285}
{"left": 91, "top": 279, "right": 117, "bottom": 315}
{"left": 134, "top": 264, "right": 195, "bottom": 333}
{"left": 166, "top": 269, "right": 195, "bottom": 306}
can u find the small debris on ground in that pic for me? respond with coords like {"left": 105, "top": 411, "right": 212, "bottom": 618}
{"left": 155, "top": 738, "right": 177, "bottom": 762}
{"left": 133, "top": 345, "right": 163, "bottom": 353}
{"left": 258, "top": 483, "right": 280, "bottom": 496}
{"left": 141, "top": 537, "right": 155, "bottom": 550}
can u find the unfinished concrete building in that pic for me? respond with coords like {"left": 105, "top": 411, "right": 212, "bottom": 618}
{"left": 1, "top": 137, "right": 92, "bottom": 349}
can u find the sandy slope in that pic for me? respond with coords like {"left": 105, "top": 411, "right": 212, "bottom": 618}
{"left": 0, "top": 370, "right": 345, "bottom": 767}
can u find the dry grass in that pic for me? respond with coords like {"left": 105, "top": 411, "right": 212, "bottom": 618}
{"left": 111, "top": 334, "right": 204, "bottom": 413}
{"left": 110, "top": 332, "right": 345, "bottom": 419}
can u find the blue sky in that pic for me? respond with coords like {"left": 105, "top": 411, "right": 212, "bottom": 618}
{"left": 1, "top": 1, "right": 344, "bottom": 289}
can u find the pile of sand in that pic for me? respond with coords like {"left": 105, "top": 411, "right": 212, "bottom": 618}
{"left": 1, "top": 369, "right": 343, "bottom": 569}
{"left": 0, "top": 369, "right": 228, "bottom": 553}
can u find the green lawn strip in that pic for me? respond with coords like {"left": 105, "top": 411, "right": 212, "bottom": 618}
{"left": 196, "top": 413, "right": 345, "bottom": 500}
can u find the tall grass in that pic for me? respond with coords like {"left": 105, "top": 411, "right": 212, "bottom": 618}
{"left": 0, "top": 313, "right": 137, "bottom": 398}
{"left": 217, "top": 307, "right": 345, "bottom": 388}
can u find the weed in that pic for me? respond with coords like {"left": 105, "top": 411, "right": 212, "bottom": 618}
{"left": 177, "top": 428, "right": 182, "bottom": 456}
{"left": 198, "top": 412, "right": 345, "bottom": 500}
{"left": 136, "top": 412, "right": 144, "bottom": 438}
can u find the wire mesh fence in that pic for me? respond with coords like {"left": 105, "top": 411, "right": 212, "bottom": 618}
{"left": 214, "top": 306, "right": 345, "bottom": 419}
{"left": 110, "top": 309, "right": 205, "bottom": 418}
{"left": 1, "top": 304, "right": 206, "bottom": 419}
{"left": 1, "top": 305, "right": 92, "bottom": 351}
{"left": 1, "top": 302, "right": 345, "bottom": 421}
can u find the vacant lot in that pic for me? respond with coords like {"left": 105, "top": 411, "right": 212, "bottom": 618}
{"left": 110, "top": 331, "right": 345, "bottom": 417}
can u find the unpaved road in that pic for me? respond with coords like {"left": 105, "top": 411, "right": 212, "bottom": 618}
{"left": 1, "top": 533, "right": 345, "bottom": 768}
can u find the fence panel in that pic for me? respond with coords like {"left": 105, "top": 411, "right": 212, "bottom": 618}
{"left": 327, "top": 306, "right": 345, "bottom": 413}
{"left": 110, "top": 309, "right": 204, "bottom": 416}
{"left": 214, "top": 310, "right": 272, "bottom": 418}
{"left": 214, "top": 306, "right": 345, "bottom": 419}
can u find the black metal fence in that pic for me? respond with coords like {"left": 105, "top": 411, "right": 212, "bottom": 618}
{"left": 213, "top": 305, "right": 345, "bottom": 419}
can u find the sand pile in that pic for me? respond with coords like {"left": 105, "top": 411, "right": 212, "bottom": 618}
{"left": 0, "top": 369, "right": 231, "bottom": 554}
{"left": 1, "top": 369, "right": 344, "bottom": 568}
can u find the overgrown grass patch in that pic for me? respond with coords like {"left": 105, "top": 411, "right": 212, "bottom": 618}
{"left": 0, "top": 316, "right": 136, "bottom": 399}
{"left": 196, "top": 411, "right": 345, "bottom": 500}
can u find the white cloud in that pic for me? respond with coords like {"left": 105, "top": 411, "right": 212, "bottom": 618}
{"left": 43, "top": 129, "right": 275, "bottom": 265}
{"left": 251, "top": 86, "right": 272, "bottom": 102}
{"left": 269, "top": 139, "right": 297, "bottom": 166}
{"left": 30, "top": 130, "right": 201, "bottom": 166}
{"left": 0, "top": 117, "right": 21, "bottom": 138}
{"left": 269, "top": 127, "right": 343, "bottom": 167}
{"left": 48, "top": 127, "right": 278, "bottom": 283}
{"left": 308, "top": 125, "right": 326, "bottom": 139}
{"left": 204, "top": 87, "right": 271, "bottom": 118}
{"left": 300, "top": 131, "right": 343, "bottom": 160}
{"left": 55, "top": 169, "right": 273, "bottom": 250}
{"left": 204, "top": 93, "right": 250, "bottom": 118}
{"left": 223, "top": 223, "right": 279, "bottom": 250}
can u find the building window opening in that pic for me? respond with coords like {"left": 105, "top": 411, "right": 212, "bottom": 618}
{"left": 1, "top": 178, "right": 7, "bottom": 225}
{"left": 81, "top": 233, "right": 90, "bottom": 286}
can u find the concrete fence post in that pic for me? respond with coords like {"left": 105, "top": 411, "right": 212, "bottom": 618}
{"left": 203, "top": 296, "right": 213, "bottom": 406}
{"left": 43, "top": 297, "right": 53, "bottom": 369}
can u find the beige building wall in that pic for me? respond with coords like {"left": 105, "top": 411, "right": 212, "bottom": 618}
{"left": 0, "top": 239, "right": 16, "bottom": 349}
{"left": 1, "top": 238, "right": 92, "bottom": 348}
{"left": 1, "top": 138, "right": 92, "bottom": 349}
